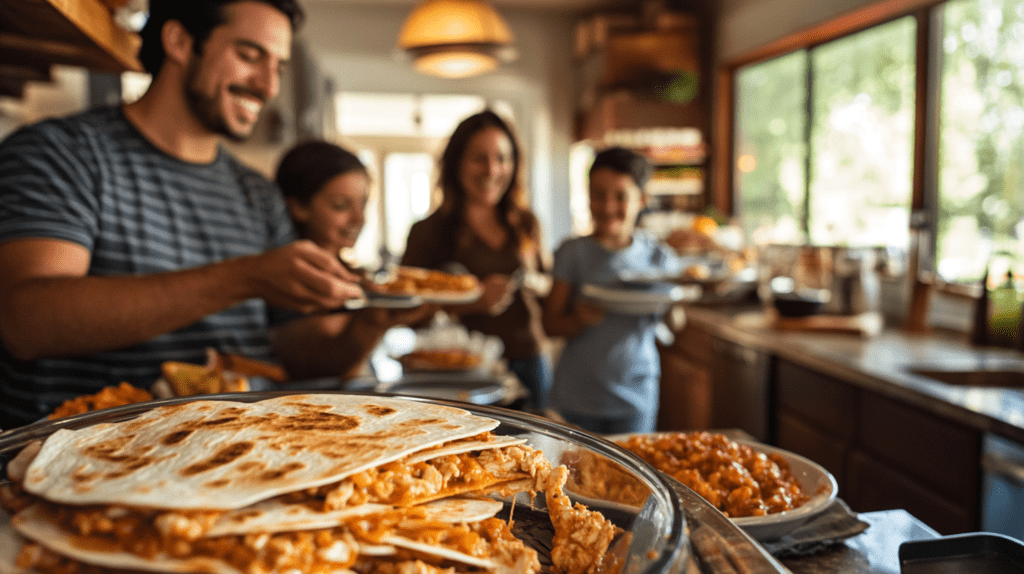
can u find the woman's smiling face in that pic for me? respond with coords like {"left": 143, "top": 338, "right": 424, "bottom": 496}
{"left": 459, "top": 126, "right": 515, "bottom": 208}
{"left": 288, "top": 171, "right": 369, "bottom": 255}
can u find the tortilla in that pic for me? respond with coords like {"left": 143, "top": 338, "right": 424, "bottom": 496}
{"left": 404, "top": 435, "right": 526, "bottom": 465}
{"left": 12, "top": 505, "right": 240, "bottom": 574}
{"left": 0, "top": 510, "right": 26, "bottom": 574}
{"left": 22, "top": 394, "right": 498, "bottom": 510}
{"left": 205, "top": 496, "right": 502, "bottom": 537}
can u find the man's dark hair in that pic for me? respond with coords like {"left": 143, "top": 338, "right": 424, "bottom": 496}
{"left": 589, "top": 146, "right": 653, "bottom": 190}
{"left": 138, "top": 0, "right": 305, "bottom": 75}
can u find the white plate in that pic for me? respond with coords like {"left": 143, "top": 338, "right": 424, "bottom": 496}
{"left": 582, "top": 283, "right": 698, "bottom": 315}
{"left": 343, "top": 292, "right": 424, "bottom": 310}
{"left": 607, "top": 433, "right": 838, "bottom": 541}
{"left": 417, "top": 286, "right": 484, "bottom": 305}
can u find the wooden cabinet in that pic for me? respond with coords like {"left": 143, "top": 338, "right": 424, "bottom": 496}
{"left": 657, "top": 324, "right": 770, "bottom": 439}
{"left": 0, "top": 0, "right": 141, "bottom": 97}
{"left": 657, "top": 322, "right": 713, "bottom": 431}
{"left": 774, "top": 358, "right": 982, "bottom": 534}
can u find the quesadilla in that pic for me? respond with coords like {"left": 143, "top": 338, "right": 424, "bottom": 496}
{"left": 0, "top": 394, "right": 622, "bottom": 574}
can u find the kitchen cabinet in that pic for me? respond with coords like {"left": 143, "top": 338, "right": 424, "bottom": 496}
{"left": 774, "top": 358, "right": 981, "bottom": 535}
{"left": 657, "top": 324, "right": 770, "bottom": 438}
{"left": 0, "top": 0, "right": 141, "bottom": 97}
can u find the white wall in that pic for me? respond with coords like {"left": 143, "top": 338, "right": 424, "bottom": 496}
{"left": 299, "top": 1, "right": 581, "bottom": 250}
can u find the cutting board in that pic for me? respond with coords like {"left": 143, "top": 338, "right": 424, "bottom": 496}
{"left": 734, "top": 310, "right": 884, "bottom": 337}
{"left": 771, "top": 310, "right": 884, "bottom": 337}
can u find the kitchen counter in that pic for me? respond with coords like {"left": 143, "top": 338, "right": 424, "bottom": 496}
{"left": 680, "top": 304, "right": 1024, "bottom": 445}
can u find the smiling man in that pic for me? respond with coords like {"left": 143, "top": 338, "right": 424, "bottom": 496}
{"left": 0, "top": 0, "right": 369, "bottom": 430}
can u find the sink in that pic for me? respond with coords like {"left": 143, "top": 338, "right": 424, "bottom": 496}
{"left": 909, "top": 368, "right": 1024, "bottom": 388}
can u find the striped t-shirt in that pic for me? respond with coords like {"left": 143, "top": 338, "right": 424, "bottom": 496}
{"left": 0, "top": 106, "right": 296, "bottom": 428}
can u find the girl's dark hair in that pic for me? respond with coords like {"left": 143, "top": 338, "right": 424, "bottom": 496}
{"left": 275, "top": 140, "right": 367, "bottom": 204}
{"left": 590, "top": 146, "right": 653, "bottom": 190}
{"left": 436, "top": 110, "right": 536, "bottom": 255}
{"left": 139, "top": 0, "right": 305, "bottom": 75}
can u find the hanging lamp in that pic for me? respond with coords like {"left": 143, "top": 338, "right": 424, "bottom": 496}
{"left": 396, "top": 0, "right": 518, "bottom": 79}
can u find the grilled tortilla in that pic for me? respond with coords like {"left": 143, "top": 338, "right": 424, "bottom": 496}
{"left": 21, "top": 394, "right": 499, "bottom": 510}
{"left": 2, "top": 394, "right": 622, "bottom": 574}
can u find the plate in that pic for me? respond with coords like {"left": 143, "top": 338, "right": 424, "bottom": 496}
{"left": 582, "top": 282, "right": 698, "bottom": 315}
{"left": 417, "top": 286, "right": 484, "bottom": 305}
{"left": 377, "top": 379, "right": 508, "bottom": 405}
{"left": 342, "top": 292, "right": 424, "bottom": 310}
{"left": 607, "top": 432, "right": 838, "bottom": 541}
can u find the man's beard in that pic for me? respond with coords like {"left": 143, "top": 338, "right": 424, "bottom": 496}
{"left": 182, "top": 59, "right": 254, "bottom": 142}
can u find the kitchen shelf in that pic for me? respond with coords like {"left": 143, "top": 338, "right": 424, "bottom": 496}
{"left": 0, "top": 0, "right": 141, "bottom": 97}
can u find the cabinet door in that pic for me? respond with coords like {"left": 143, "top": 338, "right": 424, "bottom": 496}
{"left": 776, "top": 411, "right": 847, "bottom": 491}
{"left": 657, "top": 344, "right": 712, "bottom": 431}
{"left": 775, "top": 359, "right": 857, "bottom": 440}
{"left": 847, "top": 449, "right": 976, "bottom": 534}
{"left": 857, "top": 391, "right": 980, "bottom": 507}
{"left": 710, "top": 337, "right": 770, "bottom": 441}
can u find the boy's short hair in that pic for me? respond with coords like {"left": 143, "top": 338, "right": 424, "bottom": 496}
{"left": 139, "top": 0, "right": 305, "bottom": 75}
{"left": 589, "top": 146, "right": 653, "bottom": 190}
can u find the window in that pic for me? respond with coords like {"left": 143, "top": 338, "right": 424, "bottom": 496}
{"left": 936, "top": 0, "right": 1024, "bottom": 282}
{"left": 731, "top": 0, "right": 1023, "bottom": 285}
{"left": 734, "top": 18, "right": 916, "bottom": 248}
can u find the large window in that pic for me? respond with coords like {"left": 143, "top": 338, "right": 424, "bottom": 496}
{"left": 732, "top": 0, "right": 1024, "bottom": 284}
{"left": 735, "top": 17, "right": 916, "bottom": 248}
{"left": 936, "top": 0, "right": 1024, "bottom": 282}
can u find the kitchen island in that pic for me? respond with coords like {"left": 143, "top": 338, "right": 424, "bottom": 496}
{"left": 661, "top": 303, "right": 1024, "bottom": 536}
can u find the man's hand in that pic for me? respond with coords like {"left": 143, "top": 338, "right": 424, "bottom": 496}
{"left": 242, "top": 240, "right": 364, "bottom": 313}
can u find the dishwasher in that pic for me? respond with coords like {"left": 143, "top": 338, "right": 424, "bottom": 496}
{"left": 982, "top": 432, "right": 1024, "bottom": 541}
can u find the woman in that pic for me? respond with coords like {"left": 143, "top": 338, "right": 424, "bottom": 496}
{"left": 274, "top": 140, "right": 436, "bottom": 380}
{"left": 401, "top": 111, "right": 552, "bottom": 410}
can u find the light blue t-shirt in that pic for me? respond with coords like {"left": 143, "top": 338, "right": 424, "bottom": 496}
{"left": 548, "top": 232, "right": 681, "bottom": 431}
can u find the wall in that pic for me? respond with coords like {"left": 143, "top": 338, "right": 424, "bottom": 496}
{"left": 300, "top": 0, "right": 581, "bottom": 250}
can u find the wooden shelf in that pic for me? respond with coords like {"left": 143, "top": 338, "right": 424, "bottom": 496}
{"left": 0, "top": 0, "right": 141, "bottom": 97}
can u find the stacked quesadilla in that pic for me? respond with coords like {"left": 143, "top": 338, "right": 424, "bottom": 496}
{"left": 0, "top": 394, "right": 620, "bottom": 574}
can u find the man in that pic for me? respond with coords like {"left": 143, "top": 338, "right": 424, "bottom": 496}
{"left": 0, "top": 0, "right": 368, "bottom": 429}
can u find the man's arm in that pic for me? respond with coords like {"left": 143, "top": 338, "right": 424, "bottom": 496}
{"left": 0, "top": 237, "right": 362, "bottom": 361}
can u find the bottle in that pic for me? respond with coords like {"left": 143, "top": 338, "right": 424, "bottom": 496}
{"left": 971, "top": 268, "right": 990, "bottom": 346}
{"left": 990, "top": 270, "right": 1021, "bottom": 347}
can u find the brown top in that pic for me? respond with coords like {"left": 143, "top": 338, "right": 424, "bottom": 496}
{"left": 401, "top": 211, "right": 547, "bottom": 361}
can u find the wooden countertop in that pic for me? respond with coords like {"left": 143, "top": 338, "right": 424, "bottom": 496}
{"left": 681, "top": 304, "right": 1024, "bottom": 445}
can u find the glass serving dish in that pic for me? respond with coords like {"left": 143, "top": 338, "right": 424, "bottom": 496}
{"left": 0, "top": 391, "right": 690, "bottom": 574}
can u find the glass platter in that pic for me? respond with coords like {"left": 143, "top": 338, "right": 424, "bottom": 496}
{"left": 0, "top": 392, "right": 690, "bottom": 574}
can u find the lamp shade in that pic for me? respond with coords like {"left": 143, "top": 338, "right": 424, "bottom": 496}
{"left": 397, "top": 0, "right": 517, "bottom": 79}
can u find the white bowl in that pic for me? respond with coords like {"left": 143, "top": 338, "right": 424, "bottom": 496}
{"left": 728, "top": 439, "right": 838, "bottom": 541}
{"left": 607, "top": 433, "right": 838, "bottom": 541}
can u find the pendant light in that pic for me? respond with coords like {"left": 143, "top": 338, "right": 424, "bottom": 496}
{"left": 396, "top": 0, "right": 518, "bottom": 79}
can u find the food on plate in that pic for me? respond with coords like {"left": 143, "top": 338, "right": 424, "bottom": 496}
{"left": 374, "top": 266, "right": 480, "bottom": 296}
{"left": 46, "top": 382, "right": 153, "bottom": 420}
{"left": 616, "top": 432, "right": 809, "bottom": 518}
{"left": 0, "top": 394, "right": 621, "bottom": 574}
{"left": 154, "top": 348, "right": 287, "bottom": 398}
{"left": 399, "top": 348, "right": 483, "bottom": 372}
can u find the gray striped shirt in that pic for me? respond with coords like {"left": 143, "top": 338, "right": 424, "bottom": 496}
{"left": 0, "top": 106, "right": 295, "bottom": 427}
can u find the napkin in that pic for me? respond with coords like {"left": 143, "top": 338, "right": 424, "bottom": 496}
{"left": 760, "top": 498, "right": 870, "bottom": 557}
